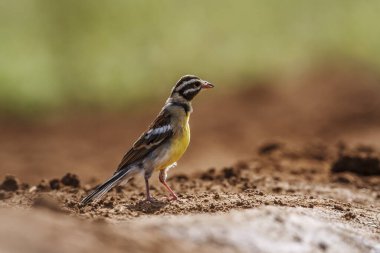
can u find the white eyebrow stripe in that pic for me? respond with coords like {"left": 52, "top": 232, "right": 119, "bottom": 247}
{"left": 145, "top": 125, "right": 171, "bottom": 139}
{"left": 176, "top": 79, "right": 199, "bottom": 91}
{"left": 183, "top": 87, "right": 200, "bottom": 95}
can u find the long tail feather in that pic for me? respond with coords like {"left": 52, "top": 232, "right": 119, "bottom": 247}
{"left": 80, "top": 169, "right": 136, "bottom": 206}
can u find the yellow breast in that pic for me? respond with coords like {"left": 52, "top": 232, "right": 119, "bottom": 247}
{"left": 156, "top": 116, "right": 190, "bottom": 171}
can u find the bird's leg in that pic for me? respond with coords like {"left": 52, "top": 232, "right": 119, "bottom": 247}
{"left": 144, "top": 172, "right": 153, "bottom": 202}
{"left": 159, "top": 167, "right": 178, "bottom": 201}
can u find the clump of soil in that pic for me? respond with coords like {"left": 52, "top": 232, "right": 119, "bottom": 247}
{"left": 49, "top": 179, "right": 61, "bottom": 190}
{"left": 0, "top": 175, "right": 19, "bottom": 192}
{"left": 0, "top": 143, "right": 378, "bottom": 222}
{"left": 61, "top": 173, "right": 80, "bottom": 188}
{"left": 36, "top": 179, "right": 50, "bottom": 191}
{"left": 258, "top": 142, "right": 283, "bottom": 155}
{"left": 332, "top": 150, "right": 380, "bottom": 176}
{"left": 332, "top": 156, "right": 380, "bottom": 176}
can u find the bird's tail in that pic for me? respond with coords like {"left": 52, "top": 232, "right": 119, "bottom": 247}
{"left": 80, "top": 168, "right": 136, "bottom": 206}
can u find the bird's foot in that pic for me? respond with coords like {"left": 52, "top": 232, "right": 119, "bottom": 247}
{"left": 166, "top": 193, "right": 178, "bottom": 201}
{"left": 145, "top": 196, "right": 155, "bottom": 203}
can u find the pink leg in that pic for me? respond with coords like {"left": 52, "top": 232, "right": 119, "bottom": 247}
{"left": 159, "top": 169, "right": 178, "bottom": 200}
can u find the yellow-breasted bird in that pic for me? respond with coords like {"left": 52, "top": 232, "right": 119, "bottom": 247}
{"left": 80, "top": 75, "right": 214, "bottom": 205}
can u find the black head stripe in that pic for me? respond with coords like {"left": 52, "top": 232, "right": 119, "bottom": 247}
{"left": 180, "top": 81, "right": 202, "bottom": 99}
{"left": 174, "top": 75, "right": 200, "bottom": 92}
{"left": 171, "top": 74, "right": 203, "bottom": 101}
{"left": 182, "top": 89, "right": 200, "bottom": 101}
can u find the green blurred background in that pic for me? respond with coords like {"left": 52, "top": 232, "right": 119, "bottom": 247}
{"left": 1, "top": 0, "right": 380, "bottom": 115}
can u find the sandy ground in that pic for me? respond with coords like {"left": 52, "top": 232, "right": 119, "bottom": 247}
{"left": 0, "top": 65, "right": 380, "bottom": 252}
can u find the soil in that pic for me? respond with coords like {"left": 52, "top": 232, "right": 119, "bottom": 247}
{"left": 0, "top": 65, "right": 380, "bottom": 253}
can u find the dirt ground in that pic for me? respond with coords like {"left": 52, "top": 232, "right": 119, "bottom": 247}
{"left": 0, "top": 64, "right": 380, "bottom": 253}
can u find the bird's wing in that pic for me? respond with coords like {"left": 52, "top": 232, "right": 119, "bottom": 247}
{"left": 116, "top": 109, "right": 173, "bottom": 172}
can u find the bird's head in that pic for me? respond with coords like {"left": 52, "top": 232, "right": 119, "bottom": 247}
{"left": 170, "top": 75, "right": 214, "bottom": 101}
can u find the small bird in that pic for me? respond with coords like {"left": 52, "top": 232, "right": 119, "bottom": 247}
{"left": 80, "top": 75, "right": 214, "bottom": 205}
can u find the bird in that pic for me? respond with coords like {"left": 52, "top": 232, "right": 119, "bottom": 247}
{"left": 80, "top": 75, "right": 214, "bottom": 205}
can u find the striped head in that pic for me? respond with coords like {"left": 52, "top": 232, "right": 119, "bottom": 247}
{"left": 171, "top": 75, "right": 214, "bottom": 101}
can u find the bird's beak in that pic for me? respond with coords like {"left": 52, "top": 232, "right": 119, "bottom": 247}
{"left": 201, "top": 80, "right": 214, "bottom": 89}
